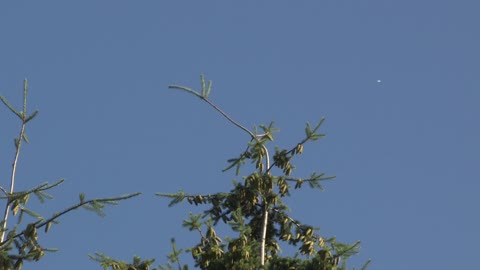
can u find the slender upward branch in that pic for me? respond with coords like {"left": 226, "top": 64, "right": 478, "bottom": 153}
{"left": 0, "top": 79, "right": 29, "bottom": 243}
{"left": 260, "top": 204, "right": 269, "bottom": 265}
{"left": 0, "top": 124, "right": 25, "bottom": 243}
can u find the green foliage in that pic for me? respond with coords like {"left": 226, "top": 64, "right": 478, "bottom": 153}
{"left": 1, "top": 76, "right": 370, "bottom": 270}
{"left": 0, "top": 80, "right": 141, "bottom": 270}
{"left": 153, "top": 76, "right": 368, "bottom": 269}
{"left": 159, "top": 238, "right": 188, "bottom": 270}
{"left": 90, "top": 253, "right": 156, "bottom": 270}
{"left": 168, "top": 74, "right": 212, "bottom": 100}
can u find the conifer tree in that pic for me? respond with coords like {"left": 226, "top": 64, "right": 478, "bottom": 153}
{"left": 152, "top": 75, "right": 370, "bottom": 270}
{"left": 94, "top": 75, "right": 370, "bottom": 270}
{"left": 1, "top": 77, "right": 370, "bottom": 270}
{"left": 0, "top": 80, "right": 140, "bottom": 270}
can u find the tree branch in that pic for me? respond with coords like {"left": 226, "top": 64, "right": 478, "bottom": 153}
{"left": 0, "top": 192, "right": 141, "bottom": 247}
{"left": 0, "top": 79, "right": 29, "bottom": 243}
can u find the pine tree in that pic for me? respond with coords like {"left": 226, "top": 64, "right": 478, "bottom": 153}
{"left": 1, "top": 77, "right": 370, "bottom": 270}
{"left": 0, "top": 80, "right": 140, "bottom": 270}
{"left": 152, "top": 75, "right": 370, "bottom": 270}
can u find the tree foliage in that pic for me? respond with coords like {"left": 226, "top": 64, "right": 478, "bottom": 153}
{"left": 152, "top": 75, "right": 369, "bottom": 270}
{"left": 0, "top": 80, "right": 141, "bottom": 270}
{"left": 0, "top": 77, "right": 371, "bottom": 270}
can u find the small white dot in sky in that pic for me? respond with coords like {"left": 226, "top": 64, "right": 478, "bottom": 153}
{"left": 377, "top": 80, "right": 382, "bottom": 83}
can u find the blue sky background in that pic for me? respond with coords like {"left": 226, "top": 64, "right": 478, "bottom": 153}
{"left": 1, "top": 1, "right": 478, "bottom": 269}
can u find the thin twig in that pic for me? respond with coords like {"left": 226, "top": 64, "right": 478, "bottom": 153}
{"left": 196, "top": 227, "right": 206, "bottom": 240}
{"left": 284, "top": 176, "right": 336, "bottom": 183}
{"left": 35, "top": 192, "right": 141, "bottom": 228}
{"left": 202, "top": 97, "right": 256, "bottom": 139}
{"left": 267, "top": 118, "right": 325, "bottom": 173}
{"left": 266, "top": 137, "right": 309, "bottom": 174}
{"left": 0, "top": 180, "right": 65, "bottom": 200}
{"left": 271, "top": 207, "right": 325, "bottom": 246}
{"left": 0, "top": 192, "right": 141, "bottom": 247}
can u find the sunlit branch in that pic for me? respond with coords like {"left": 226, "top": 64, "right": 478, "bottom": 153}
{"left": 0, "top": 192, "right": 141, "bottom": 247}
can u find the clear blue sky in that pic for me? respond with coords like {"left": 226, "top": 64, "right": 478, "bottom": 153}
{"left": 1, "top": 1, "right": 478, "bottom": 269}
